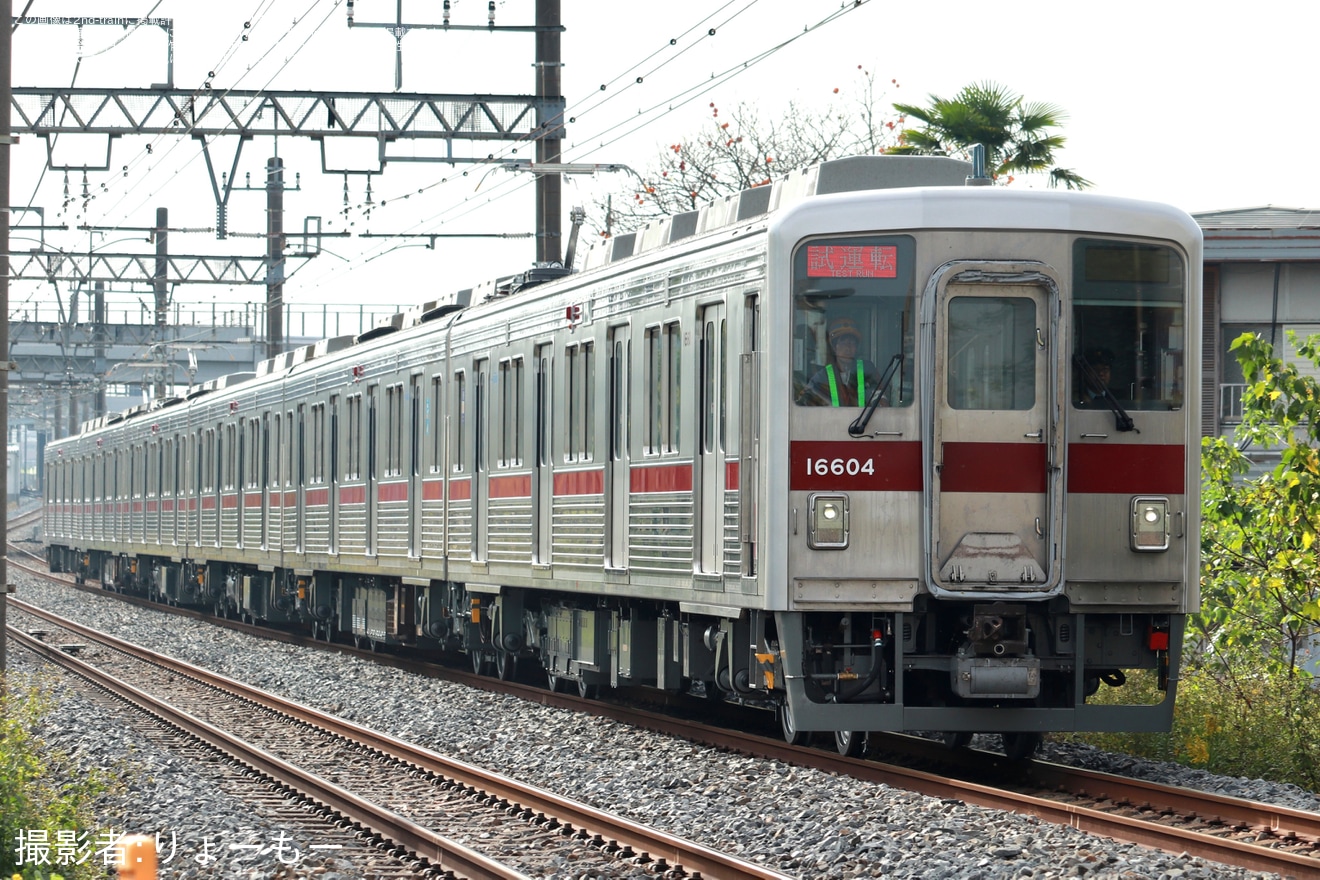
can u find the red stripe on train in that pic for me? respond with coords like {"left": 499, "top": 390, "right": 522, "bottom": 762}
{"left": 1067, "top": 444, "right": 1185, "bottom": 494}
{"left": 554, "top": 468, "right": 604, "bottom": 496}
{"left": 941, "top": 442, "right": 1047, "bottom": 494}
{"left": 378, "top": 482, "right": 408, "bottom": 503}
{"left": 449, "top": 477, "right": 472, "bottom": 501}
{"left": 631, "top": 463, "right": 692, "bottom": 493}
{"left": 489, "top": 474, "right": 532, "bottom": 499}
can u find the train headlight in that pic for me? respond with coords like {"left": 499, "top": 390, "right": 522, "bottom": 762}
{"left": 1130, "top": 497, "right": 1170, "bottom": 552}
{"left": 808, "top": 493, "right": 849, "bottom": 549}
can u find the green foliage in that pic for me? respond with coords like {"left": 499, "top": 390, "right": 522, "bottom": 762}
{"left": 1199, "top": 332, "right": 1320, "bottom": 681}
{"left": 890, "top": 80, "right": 1091, "bottom": 189}
{"left": 0, "top": 678, "right": 112, "bottom": 880}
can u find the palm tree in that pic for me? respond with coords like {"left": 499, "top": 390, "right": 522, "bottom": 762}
{"left": 891, "top": 81, "right": 1091, "bottom": 190}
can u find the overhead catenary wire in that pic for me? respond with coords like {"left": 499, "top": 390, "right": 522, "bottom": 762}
{"left": 19, "top": 0, "right": 873, "bottom": 312}
{"left": 298, "top": 0, "right": 871, "bottom": 292}
{"left": 98, "top": 0, "right": 337, "bottom": 224}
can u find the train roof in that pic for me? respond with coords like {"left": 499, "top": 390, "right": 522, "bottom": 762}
{"left": 58, "top": 154, "right": 1201, "bottom": 442}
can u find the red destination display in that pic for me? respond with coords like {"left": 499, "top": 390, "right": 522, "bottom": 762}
{"left": 806, "top": 244, "right": 898, "bottom": 278}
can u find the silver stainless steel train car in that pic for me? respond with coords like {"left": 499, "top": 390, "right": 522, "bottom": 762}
{"left": 44, "top": 155, "right": 1202, "bottom": 758}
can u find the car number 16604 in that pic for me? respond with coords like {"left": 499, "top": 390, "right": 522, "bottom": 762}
{"left": 806, "top": 457, "right": 876, "bottom": 477}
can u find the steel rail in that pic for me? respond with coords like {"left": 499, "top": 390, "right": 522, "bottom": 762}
{"left": 8, "top": 598, "right": 794, "bottom": 880}
{"left": 9, "top": 625, "right": 532, "bottom": 880}
{"left": 11, "top": 566, "right": 1319, "bottom": 878}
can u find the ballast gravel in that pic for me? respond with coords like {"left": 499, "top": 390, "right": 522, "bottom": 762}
{"left": 8, "top": 571, "right": 1314, "bottom": 880}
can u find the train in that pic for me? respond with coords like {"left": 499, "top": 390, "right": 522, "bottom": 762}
{"left": 44, "top": 154, "right": 1202, "bottom": 760}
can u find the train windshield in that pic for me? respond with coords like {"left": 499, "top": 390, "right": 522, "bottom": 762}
{"left": 1072, "top": 239, "right": 1186, "bottom": 412}
{"left": 792, "top": 235, "right": 916, "bottom": 407}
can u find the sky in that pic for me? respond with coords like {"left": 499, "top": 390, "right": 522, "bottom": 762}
{"left": 9, "top": 0, "right": 1319, "bottom": 331}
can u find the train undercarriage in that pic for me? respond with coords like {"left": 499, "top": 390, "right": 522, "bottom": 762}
{"left": 50, "top": 544, "right": 1179, "bottom": 759}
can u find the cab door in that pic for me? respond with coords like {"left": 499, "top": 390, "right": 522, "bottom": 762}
{"left": 928, "top": 266, "right": 1063, "bottom": 595}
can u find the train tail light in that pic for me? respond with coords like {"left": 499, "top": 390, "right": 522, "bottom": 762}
{"left": 1148, "top": 626, "right": 1170, "bottom": 652}
{"left": 1130, "top": 497, "right": 1170, "bottom": 552}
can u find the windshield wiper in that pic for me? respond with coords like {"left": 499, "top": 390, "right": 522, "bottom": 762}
{"left": 1072, "top": 353, "right": 1138, "bottom": 433}
{"left": 849, "top": 353, "right": 902, "bottom": 437}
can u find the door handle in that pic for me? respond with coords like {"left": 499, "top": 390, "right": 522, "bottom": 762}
{"left": 1024, "top": 429, "right": 1042, "bottom": 440}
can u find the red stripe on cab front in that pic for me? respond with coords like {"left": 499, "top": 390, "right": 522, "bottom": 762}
{"left": 941, "top": 442, "right": 1047, "bottom": 494}
{"left": 1067, "top": 444, "right": 1185, "bottom": 495}
{"left": 790, "top": 441, "right": 923, "bottom": 492}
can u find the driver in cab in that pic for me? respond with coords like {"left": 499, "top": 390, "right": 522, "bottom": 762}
{"left": 799, "top": 318, "right": 885, "bottom": 407}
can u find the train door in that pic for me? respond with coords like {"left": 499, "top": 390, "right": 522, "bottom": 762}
{"left": 329, "top": 395, "right": 340, "bottom": 555}
{"left": 738, "top": 294, "right": 760, "bottom": 578}
{"left": 697, "top": 302, "right": 728, "bottom": 575}
{"left": 264, "top": 414, "right": 274, "bottom": 551}
{"left": 533, "top": 344, "right": 553, "bottom": 565}
{"left": 473, "top": 358, "right": 489, "bottom": 563}
{"left": 409, "top": 375, "right": 422, "bottom": 557}
{"left": 295, "top": 404, "right": 306, "bottom": 554}
{"left": 268, "top": 415, "right": 281, "bottom": 552}
{"left": 606, "top": 325, "right": 630, "bottom": 570}
{"left": 366, "top": 386, "right": 378, "bottom": 556}
{"left": 235, "top": 420, "right": 245, "bottom": 548}
{"left": 929, "top": 270, "right": 1063, "bottom": 593}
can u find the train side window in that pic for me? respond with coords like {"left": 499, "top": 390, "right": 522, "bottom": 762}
{"left": 385, "top": 384, "right": 404, "bottom": 477}
{"left": 536, "top": 346, "right": 552, "bottom": 467}
{"left": 328, "top": 397, "right": 339, "bottom": 485}
{"left": 310, "top": 404, "right": 325, "bottom": 483}
{"left": 430, "top": 377, "right": 443, "bottom": 474}
{"left": 499, "top": 358, "right": 524, "bottom": 467}
{"left": 645, "top": 328, "right": 661, "bottom": 455}
{"left": 227, "top": 423, "right": 239, "bottom": 491}
{"left": 345, "top": 395, "right": 361, "bottom": 481}
{"left": 565, "top": 342, "right": 595, "bottom": 462}
{"left": 410, "top": 376, "right": 422, "bottom": 477}
{"left": 452, "top": 370, "right": 466, "bottom": 473}
{"left": 284, "top": 410, "right": 295, "bottom": 489}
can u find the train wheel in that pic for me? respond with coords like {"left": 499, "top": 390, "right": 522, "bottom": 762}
{"left": 471, "top": 650, "right": 491, "bottom": 676}
{"left": 778, "top": 699, "right": 811, "bottom": 747}
{"left": 1001, "top": 732, "right": 1043, "bottom": 761}
{"left": 835, "top": 729, "right": 866, "bottom": 758}
{"left": 942, "top": 731, "right": 973, "bottom": 749}
{"left": 577, "top": 679, "right": 598, "bottom": 700}
{"left": 546, "top": 673, "right": 563, "bottom": 693}
{"left": 495, "top": 651, "right": 517, "bottom": 682}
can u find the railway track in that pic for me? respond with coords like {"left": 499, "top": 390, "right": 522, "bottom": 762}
{"left": 6, "top": 597, "right": 794, "bottom": 880}
{"left": 9, "top": 551, "right": 1320, "bottom": 879}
